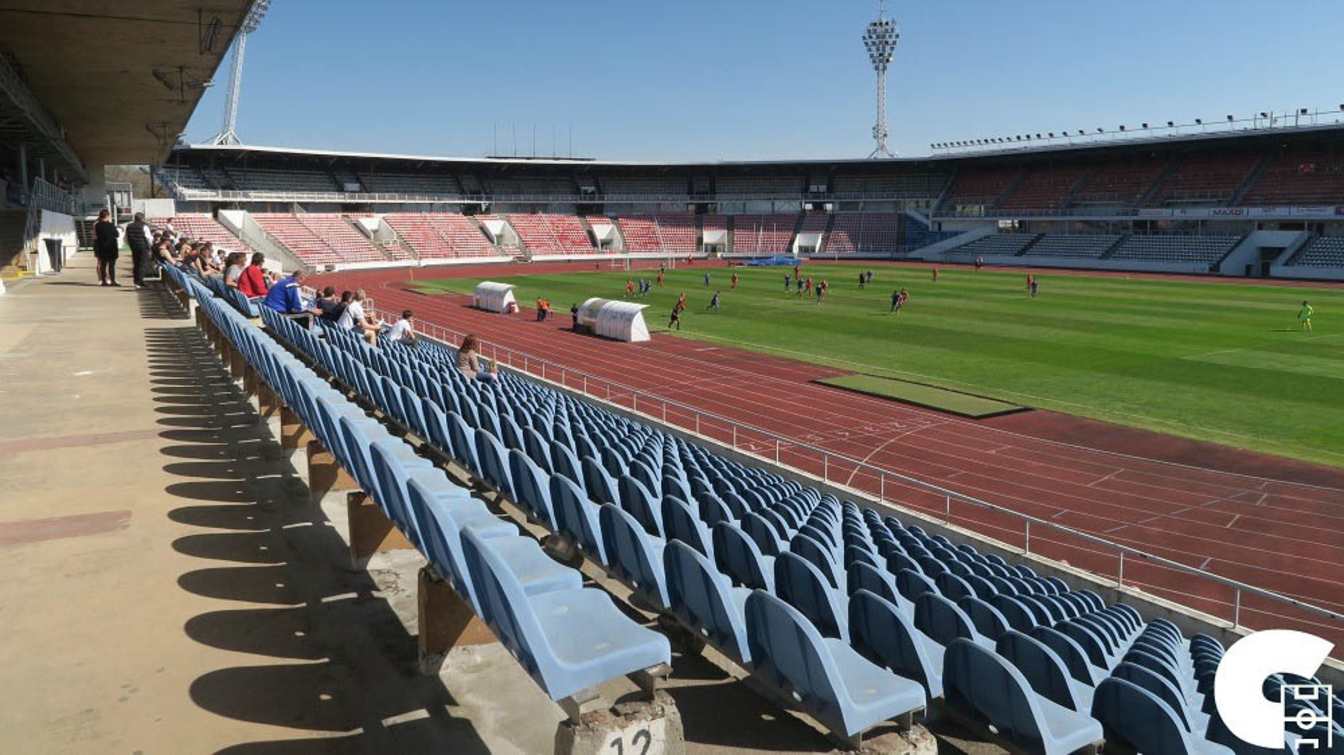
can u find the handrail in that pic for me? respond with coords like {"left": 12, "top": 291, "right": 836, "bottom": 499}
{"left": 360, "top": 303, "right": 1344, "bottom": 639}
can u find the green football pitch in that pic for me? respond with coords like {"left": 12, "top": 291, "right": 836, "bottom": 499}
{"left": 410, "top": 264, "right": 1344, "bottom": 467}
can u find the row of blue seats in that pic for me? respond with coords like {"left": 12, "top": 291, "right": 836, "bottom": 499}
{"left": 259, "top": 288, "right": 1340, "bottom": 755}
{"left": 173, "top": 266, "right": 674, "bottom": 712}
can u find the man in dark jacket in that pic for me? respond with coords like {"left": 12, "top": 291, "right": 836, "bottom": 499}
{"left": 125, "top": 212, "right": 153, "bottom": 288}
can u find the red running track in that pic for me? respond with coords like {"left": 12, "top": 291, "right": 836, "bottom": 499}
{"left": 316, "top": 261, "right": 1344, "bottom": 644}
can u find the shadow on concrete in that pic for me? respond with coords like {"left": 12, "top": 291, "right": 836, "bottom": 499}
{"left": 145, "top": 321, "right": 489, "bottom": 754}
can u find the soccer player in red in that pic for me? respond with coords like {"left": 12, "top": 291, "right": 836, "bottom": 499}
{"left": 730, "top": 272, "right": 739, "bottom": 289}
{"left": 625, "top": 279, "right": 635, "bottom": 296}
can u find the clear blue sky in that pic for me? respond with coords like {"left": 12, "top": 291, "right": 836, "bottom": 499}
{"left": 184, "top": 0, "right": 1344, "bottom": 162}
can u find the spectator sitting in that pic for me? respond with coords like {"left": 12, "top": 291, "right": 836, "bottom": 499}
{"left": 324, "top": 290, "right": 352, "bottom": 324}
{"left": 314, "top": 286, "right": 343, "bottom": 322}
{"left": 222, "top": 252, "right": 247, "bottom": 288}
{"left": 262, "top": 269, "right": 321, "bottom": 326}
{"left": 387, "top": 309, "right": 417, "bottom": 345}
{"left": 457, "top": 334, "right": 497, "bottom": 382}
{"left": 238, "top": 253, "right": 269, "bottom": 299}
{"left": 337, "top": 289, "right": 380, "bottom": 346}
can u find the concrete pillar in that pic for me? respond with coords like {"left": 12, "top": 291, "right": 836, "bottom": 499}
{"left": 346, "top": 491, "right": 412, "bottom": 569}
{"left": 416, "top": 567, "right": 497, "bottom": 673}
{"left": 279, "top": 405, "right": 313, "bottom": 451}
{"left": 307, "top": 439, "right": 357, "bottom": 504}
{"left": 17, "top": 143, "right": 28, "bottom": 194}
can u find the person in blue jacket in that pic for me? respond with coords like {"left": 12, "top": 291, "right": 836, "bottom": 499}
{"left": 263, "top": 269, "right": 321, "bottom": 325}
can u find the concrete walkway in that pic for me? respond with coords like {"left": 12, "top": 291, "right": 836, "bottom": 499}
{"left": 0, "top": 256, "right": 959, "bottom": 753}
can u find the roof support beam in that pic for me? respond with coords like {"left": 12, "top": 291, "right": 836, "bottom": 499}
{"left": 0, "top": 51, "right": 87, "bottom": 182}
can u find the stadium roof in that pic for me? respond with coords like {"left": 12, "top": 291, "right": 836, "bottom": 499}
{"left": 175, "top": 120, "right": 1344, "bottom": 170}
{"left": 0, "top": 0, "right": 254, "bottom": 178}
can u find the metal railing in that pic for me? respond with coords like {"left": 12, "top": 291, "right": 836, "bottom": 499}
{"left": 362, "top": 304, "right": 1344, "bottom": 651}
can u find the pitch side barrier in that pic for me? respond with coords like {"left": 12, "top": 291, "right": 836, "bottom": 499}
{"left": 366, "top": 306, "right": 1344, "bottom": 663}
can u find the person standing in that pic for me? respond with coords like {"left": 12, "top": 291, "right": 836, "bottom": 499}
{"left": 93, "top": 209, "right": 120, "bottom": 286}
{"left": 125, "top": 212, "right": 153, "bottom": 288}
{"left": 1299, "top": 300, "right": 1314, "bottom": 333}
{"left": 707, "top": 290, "right": 721, "bottom": 312}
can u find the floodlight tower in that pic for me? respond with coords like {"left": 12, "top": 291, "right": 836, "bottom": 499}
{"left": 210, "top": 0, "right": 270, "bottom": 145}
{"left": 863, "top": 0, "right": 899, "bottom": 158}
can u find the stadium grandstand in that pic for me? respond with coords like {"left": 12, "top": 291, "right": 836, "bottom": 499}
{"left": 139, "top": 121, "right": 1344, "bottom": 279}
{"left": 3, "top": 2, "right": 1344, "bottom": 754}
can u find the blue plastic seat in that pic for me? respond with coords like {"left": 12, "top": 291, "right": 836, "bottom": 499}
{"left": 997, "top": 630, "right": 1094, "bottom": 715}
{"left": 849, "top": 589, "right": 945, "bottom": 700}
{"left": 599, "top": 503, "right": 670, "bottom": 610}
{"left": 846, "top": 561, "right": 911, "bottom": 618}
{"left": 712, "top": 522, "right": 775, "bottom": 592}
{"left": 915, "top": 592, "right": 990, "bottom": 650}
{"left": 943, "top": 638, "right": 1104, "bottom": 755}
{"left": 960, "top": 595, "right": 1012, "bottom": 643}
{"left": 662, "top": 496, "right": 713, "bottom": 558}
{"left": 896, "top": 568, "right": 940, "bottom": 603}
{"left": 580, "top": 455, "right": 618, "bottom": 505}
{"left": 618, "top": 474, "right": 664, "bottom": 538}
{"left": 745, "top": 591, "right": 926, "bottom": 742}
{"left": 1092, "top": 677, "right": 1232, "bottom": 755}
{"left": 507, "top": 449, "right": 559, "bottom": 529}
{"left": 774, "top": 551, "right": 849, "bottom": 641}
{"left": 411, "top": 478, "right": 579, "bottom": 610}
{"left": 1032, "top": 625, "right": 1106, "bottom": 686}
{"left": 664, "top": 541, "right": 752, "bottom": 664}
{"left": 461, "top": 528, "right": 671, "bottom": 703}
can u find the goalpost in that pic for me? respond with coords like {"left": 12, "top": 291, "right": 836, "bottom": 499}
{"left": 609, "top": 255, "right": 678, "bottom": 272}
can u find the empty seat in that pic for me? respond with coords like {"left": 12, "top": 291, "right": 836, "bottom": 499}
{"left": 745, "top": 591, "right": 926, "bottom": 744}
{"left": 943, "top": 638, "right": 1104, "bottom": 755}
{"left": 664, "top": 541, "right": 752, "bottom": 664}
{"left": 461, "top": 528, "right": 671, "bottom": 702}
{"left": 849, "top": 589, "right": 945, "bottom": 700}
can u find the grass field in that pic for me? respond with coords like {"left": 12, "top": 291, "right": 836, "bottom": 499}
{"left": 411, "top": 264, "right": 1344, "bottom": 467}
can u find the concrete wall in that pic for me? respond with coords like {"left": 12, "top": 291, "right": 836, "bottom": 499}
{"left": 33, "top": 209, "right": 77, "bottom": 273}
{"left": 1217, "top": 230, "right": 1307, "bottom": 276}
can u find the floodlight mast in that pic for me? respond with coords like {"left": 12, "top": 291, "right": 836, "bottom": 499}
{"left": 864, "top": 0, "right": 899, "bottom": 158}
{"left": 210, "top": 0, "right": 270, "bottom": 146}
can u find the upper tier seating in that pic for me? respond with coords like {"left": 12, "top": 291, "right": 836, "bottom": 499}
{"left": 733, "top": 214, "right": 798, "bottom": 254}
{"left": 942, "top": 166, "right": 1023, "bottom": 210}
{"left": 717, "top": 177, "right": 803, "bottom": 196}
{"left": 952, "top": 233, "right": 1040, "bottom": 256}
{"left": 1149, "top": 153, "right": 1260, "bottom": 205}
{"left": 227, "top": 168, "right": 339, "bottom": 193}
{"left": 997, "top": 167, "right": 1089, "bottom": 210}
{"left": 1108, "top": 234, "right": 1241, "bottom": 264}
{"left": 823, "top": 214, "right": 903, "bottom": 255}
{"left": 602, "top": 177, "right": 688, "bottom": 196}
{"left": 1025, "top": 234, "right": 1122, "bottom": 259}
{"left": 383, "top": 213, "right": 497, "bottom": 260}
{"left": 166, "top": 256, "right": 1340, "bottom": 753}
{"left": 832, "top": 174, "right": 949, "bottom": 198}
{"left": 1290, "top": 235, "right": 1344, "bottom": 267}
{"left": 358, "top": 172, "right": 462, "bottom": 195}
{"left": 1071, "top": 160, "right": 1168, "bottom": 206}
{"left": 167, "top": 213, "right": 252, "bottom": 253}
{"left": 1241, "top": 151, "right": 1344, "bottom": 206}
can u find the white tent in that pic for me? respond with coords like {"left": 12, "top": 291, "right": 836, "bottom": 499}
{"left": 577, "top": 297, "right": 650, "bottom": 342}
{"left": 473, "top": 281, "right": 518, "bottom": 313}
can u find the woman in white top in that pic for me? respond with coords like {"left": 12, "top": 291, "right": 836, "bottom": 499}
{"left": 223, "top": 252, "right": 246, "bottom": 287}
